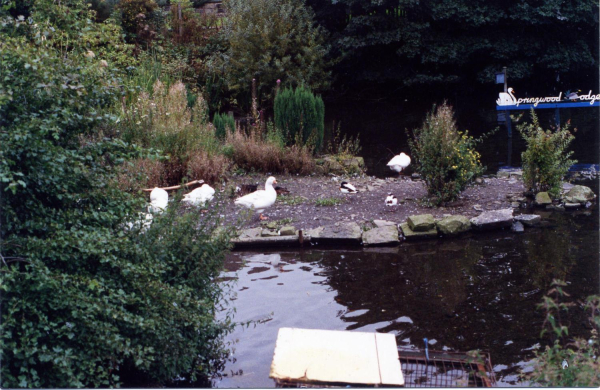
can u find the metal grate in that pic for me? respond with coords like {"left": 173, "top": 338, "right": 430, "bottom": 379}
{"left": 398, "top": 348, "right": 497, "bottom": 387}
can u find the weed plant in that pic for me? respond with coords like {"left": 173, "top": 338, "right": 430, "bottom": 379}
{"left": 526, "top": 280, "right": 599, "bottom": 386}
{"left": 517, "top": 111, "right": 576, "bottom": 198}
{"left": 279, "top": 195, "right": 306, "bottom": 206}
{"left": 314, "top": 197, "right": 344, "bottom": 206}
{"left": 407, "top": 102, "right": 485, "bottom": 206}
{"left": 326, "top": 122, "right": 362, "bottom": 158}
{"left": 119, "top": 80, "right": 225, "bottom": 185}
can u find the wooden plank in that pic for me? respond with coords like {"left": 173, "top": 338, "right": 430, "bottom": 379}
{"left": 270, "top": 328, "right": 404, "bottom": 386}
{"left": 375, "top": 333, "right": 404, "bottom": 386}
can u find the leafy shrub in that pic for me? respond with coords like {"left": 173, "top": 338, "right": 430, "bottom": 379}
{"left": 326, "top": 121, "right": 362, "bottom": 158}
{"left": 211, "top": 0, "right": 329, "bottom": 107}
{"left": 517, "top": 110, "right": 576, "bottom": 198}
{"left": 274, "top": 86, "right": 325, "bottom": 151}
{"left": 0, "top": 3, "right": 234, "bottom": 386}
{"left": 115, "top": 156, "right": 167, "bottom": 191}
{"left": 527, "top": 280, "right": 599, "bottom": 387}
{"left": 213, "top": 112, "right": 236, "bottom": 140}
{"left": 225, "top": 128, "right": 315, "bottom": 174}
{"left": 407, "top": 102, "right": 484, "bottom": 205}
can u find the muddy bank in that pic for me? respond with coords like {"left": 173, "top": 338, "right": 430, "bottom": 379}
{"left": 219, "top": 173, "right": 526, "bottom": 230}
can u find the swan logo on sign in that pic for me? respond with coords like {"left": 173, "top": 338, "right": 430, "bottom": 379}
{"left": 497, "top": 88, "right": 600, "bottom": 107}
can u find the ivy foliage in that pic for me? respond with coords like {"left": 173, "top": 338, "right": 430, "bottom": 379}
{"left": 0, "top": 1, "right": 234, "bottom": 387}
{"left": 307, "top": 0, "right": 598, "bottom": 90}
{"left": 210, "top": 0, "right": 330, "bottom": 108}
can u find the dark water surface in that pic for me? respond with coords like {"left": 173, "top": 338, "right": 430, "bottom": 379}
{"left": 325, "top": 98, "right": 600, "bottom": 177}
{"left": 215, "top": 180, "right": 599, "bottom": 388}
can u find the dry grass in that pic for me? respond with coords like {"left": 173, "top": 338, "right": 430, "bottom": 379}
{"left": 226, "top": 128, "right": 315, "bottom": 174}
{"left": 187, "top": 150, "right": 231, "bottom": 185}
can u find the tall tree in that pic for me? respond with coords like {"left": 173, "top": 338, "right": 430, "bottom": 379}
{"left": 210, "top": 0, "right": 330, "bottom": 109}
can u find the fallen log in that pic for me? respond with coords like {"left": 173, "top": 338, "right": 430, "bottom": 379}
{"left": 142, "top": 180, "right": 204, "bottom": 192}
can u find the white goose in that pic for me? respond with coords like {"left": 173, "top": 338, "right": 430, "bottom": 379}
{"left": 234, "top": 176, "right": 277, "bottom": 220}
{"left": 149, "top": 187, "right": 168, "bottom": 213}
{"left": 387, "top": 152, "right": 411, "bottom": 174}
{"left": 182, "top": 184, "right": 215, "bottom": 206}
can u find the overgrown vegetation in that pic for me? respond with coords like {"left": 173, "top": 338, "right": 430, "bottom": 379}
{"left": 407, "top": 103, "right": 485, "bottom": 206}
{"left": 213, "top": 112, "right": 236, "bottom": 140}
{"left": 527, "top": 280, "right": 600, "bottom": 387}
{"left": 517, "top": 110, "right": 577, "bottom": 198}
{"left": 0, "top": 1, "right": 234, "bottom": 387}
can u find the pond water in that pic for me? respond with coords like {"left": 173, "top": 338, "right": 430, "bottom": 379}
{"left": 214, "top": 181, "right": 599, "bottom": 388}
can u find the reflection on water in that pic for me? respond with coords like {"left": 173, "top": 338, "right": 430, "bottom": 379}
{"left": 215, "top": 189, "right": 598, "bottom": 388}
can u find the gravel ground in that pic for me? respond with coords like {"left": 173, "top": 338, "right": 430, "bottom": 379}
{"left": 217, "top": 173, "right": 526, "bottom": 230}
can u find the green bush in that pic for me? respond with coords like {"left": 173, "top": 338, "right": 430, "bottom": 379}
{"left": 274, "top": 86, "right": 324, "bottom": 151}
{"left": 527, "top": 280, "right": 600, "bottom": 387}
{"left": 1, "top": 2, "right": 234, "bottom": 387}
{"left": 407, "top": 103, "right": 485, "bottom": 205}
{"left": 213, "top": 112, "right": 236, "bottom": 140}
{"left": 517, "top": 110, "right": 576, "bottom": 198}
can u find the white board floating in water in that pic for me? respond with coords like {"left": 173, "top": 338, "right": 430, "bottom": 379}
{"left": 269, "top": 327, "right": 404, "bottom": 387}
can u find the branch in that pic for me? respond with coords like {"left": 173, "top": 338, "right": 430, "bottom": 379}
{"left": 142, "top": 179, "right": 205, "bottom": 192}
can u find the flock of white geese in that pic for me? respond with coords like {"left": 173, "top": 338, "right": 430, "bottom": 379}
{"left": 135, "top": 153, "right": 410, "bottom": 226}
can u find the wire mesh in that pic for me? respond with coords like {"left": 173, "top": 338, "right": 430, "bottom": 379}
{"left": 398, "top": 348, "right": 497, "bottom": 387}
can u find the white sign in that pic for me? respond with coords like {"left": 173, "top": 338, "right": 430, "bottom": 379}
{"left": 497, "top": 88, "right": 600, "bottom": 107}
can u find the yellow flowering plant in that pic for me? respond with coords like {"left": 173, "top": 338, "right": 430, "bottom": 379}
{"left": 407, "top": 102, "right": 487, "bottom": 206}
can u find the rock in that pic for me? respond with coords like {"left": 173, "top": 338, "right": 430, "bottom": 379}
{"left": 564, "top": 185, "right": 596, "bottom": 204}
{"left": 316, "top": 222, "right": 362, "bottom": 244}
{"left": 263, "top": 221, "right": 278, "bottom": 229}
{"left": 261, "top": 229, "right": 280, "bottom": 237}
{"left": 232, "top": 227, "right": 300, "bottom": 248}
{"left": 279, "top": 226, "right": 297, "bottom": 236}
{"left": 475, "top": 178, "right": 483, "bottom": 184}
{"left": 564, "top": 202, "right": 581, "bottom": 209}
{"left": 322, "top": 156, "right": 345, "bottom": 175}
{"left": 362, "top": 225, "right": 400, "bottom": 246}
{"left": 497, "top": 171, "right": 510, "bottom": 178}
{"left": 511, "top": 202, "right": 520, "bottom": 208}
{"left": 340, "top": 156, "right": 365, "bottom": 174}
{"left": 367, "top": 185, "right": 376, "bottom": 192}
{"left": 306, "top": 226, "right": 324, "bottom": 239}
{"left": 407, "top": 214, "right": 435, "bottom": 232}
{"left": 435, "top": 215, "right": 471, "bottom": 236}
{"left": 511, "top": 221, "right": 525, "bottom": 233}
{"left": 373, "top": 220, "right": 396, "bottom": 228}
{"left": 473, "top": 204, "right": 484, "bottom": 212}
{"left": 514, "top": 214, "right": 541, "bottom": 226}
{"left": 470, "top": 209, "right": 514, "bottom": 231}
{"left": 546, "top": 204, "right": 565, "bottom": 211}
{"left": 535, "top": 192, "right": 552, "bottom": 206}
{"left": 399, "top": 222, "right": 437, "bottom": 240}
{"left": 411, "top": 173, "right": 420, "bottom": 179}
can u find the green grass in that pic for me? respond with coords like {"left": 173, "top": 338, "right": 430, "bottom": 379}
{"left": 279, "top": 195, "right": 306, "bottom": 206}
{"left": 314, "top": 197, "right": 344, "bottom": 207}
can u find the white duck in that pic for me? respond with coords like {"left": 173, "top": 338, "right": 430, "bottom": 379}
{"left": 234, "top": 176, "right": 277, "bottom": 220}
{"left": 385, "top": 193, "right": 398, "bottom": 207}
{"left": 340, "top": 181, "right": 358, "bottom": 194}
{"left": 149, "top": 187, "right": 168, "bottom": 213}
{"left": 387, "top": 152, "right": 411, "bottom": 174}
{"left": 182, "top": 184, "right": 215, "bottom": 206}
